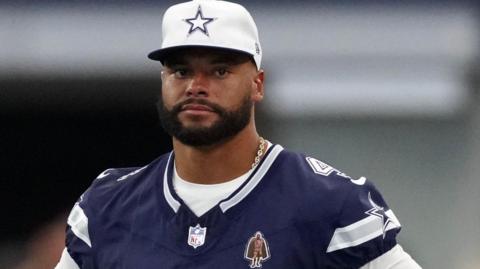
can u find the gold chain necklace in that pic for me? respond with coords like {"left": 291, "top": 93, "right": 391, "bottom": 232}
{"left": 251, "top": 136, "right": 266, "bottom": 168}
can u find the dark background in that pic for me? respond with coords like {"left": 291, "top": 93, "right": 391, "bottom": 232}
{"left": 1, "top": 77, "right": 172, "bottom": 242}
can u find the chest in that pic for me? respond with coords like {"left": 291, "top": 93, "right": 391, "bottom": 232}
{"left": 87, "top": 210, "right": 332, "bottom": 269}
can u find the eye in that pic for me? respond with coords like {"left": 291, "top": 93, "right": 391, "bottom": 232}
{"left": 174, "top": 68, "right": 188, "bottom": 78}
{"left": 214, "top": 67, "right": 229, "bottom": 78}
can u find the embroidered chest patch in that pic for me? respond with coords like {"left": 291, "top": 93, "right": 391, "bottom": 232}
{"left": 244, "top": 231, "right": 270, "bottom": 268}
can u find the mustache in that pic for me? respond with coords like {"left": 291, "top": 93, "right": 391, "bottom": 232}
{"left": 170, "top": 99, "right": 224, "bottom": 115}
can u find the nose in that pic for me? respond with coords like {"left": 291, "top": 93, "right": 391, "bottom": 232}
{"left": 186, "top": 72, "right": 209, "bottom": 98}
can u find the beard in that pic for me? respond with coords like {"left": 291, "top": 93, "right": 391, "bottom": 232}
{"left": 157, "top": 95, "right": 253, "bottom": 147}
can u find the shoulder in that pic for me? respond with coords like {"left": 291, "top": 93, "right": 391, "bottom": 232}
{"left": 277, "top": 149, "right": 397, "bottom": 222}
{"left": 64, "top": 153, "right": 171, "bottom": 266}
{"left": 276, "top": 149, "right": 359, "bottom": 181}
{"left": 70, "top": 153, "right": 171, "bottom": 221}
{"left": 78, "top": 152, "right": 171, "bottom": 210}
{"left": 265, "top": 149, "right": 370, "bottom": 224}
{"left": 275, "top": 149, "right": 402, "bottom": 266}
{"left": 68, "top": 153, "right": 172, "bottom": 234}
{"left": 280, "top": 150, "right": 402, "bottom": 266}
{"left": 274, "top": 149, "right": 366, "bottom": 197}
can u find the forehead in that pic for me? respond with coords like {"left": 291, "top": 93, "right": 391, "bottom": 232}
{"left": 162, "top": 47, "right": 253, "bottom": 67}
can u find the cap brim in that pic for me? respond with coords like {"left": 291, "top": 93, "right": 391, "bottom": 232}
{"left": 147, "top": 48, "right": 172, "bottom": 62}
{"left": 147, "top": 45, "right": 255, "bottom": 64}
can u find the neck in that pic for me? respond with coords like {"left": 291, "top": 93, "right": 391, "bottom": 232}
{"left": 173, "top": 125, "right": 261, "bottom": 184}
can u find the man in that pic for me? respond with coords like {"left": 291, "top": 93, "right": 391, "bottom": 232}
{"left": 56, "top": 0, "right": 421, "bottom": 268}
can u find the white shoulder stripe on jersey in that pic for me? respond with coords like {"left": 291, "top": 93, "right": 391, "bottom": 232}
{"left": 96, "top": 168, "right": 113, "bottom": 180}
{"left": 326, "top": 209, "right": 401, "bottom": 253}
{"left": 163, "top": 152, "right": 181, "bottom": 213}
{"left": 67, "top": 204, "right": 92, "bottom": 247}
{"left": 219, "top": 145, "right": 284, "bottom": 213}
{"left": 117, "top": 165, "right": 147, "bottom": 182}
{"left": 55, "top": 248, "right": 80, "bottom": 269}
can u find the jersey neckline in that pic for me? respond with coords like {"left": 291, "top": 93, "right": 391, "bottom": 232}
{"left": 162, "top": 144, "right": 284, "bottom": 217}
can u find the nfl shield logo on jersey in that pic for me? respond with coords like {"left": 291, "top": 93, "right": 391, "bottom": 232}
{"left": 244, "top": 231, "right": 270, "bottom": 268}
{"left": 188, "top": 224, "right": 207, "bottom": 249}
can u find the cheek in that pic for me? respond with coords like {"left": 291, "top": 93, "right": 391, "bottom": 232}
{"left": 161, "top": 80, "right": 184, "bottom": 104}
{"left": 234, "top": 80, "right": 256, "bottom": 102}
{"left": 225, "top": 79, "right": 252, "bottom": 97}
{"left": 160, "top": 85, "right": 176, "bottom": 109}
{"left": 215, "top": 84, "right": 240, "bottom": 104}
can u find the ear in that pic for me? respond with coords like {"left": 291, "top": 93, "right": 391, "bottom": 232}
{"left": 160, "top": 69, "right": 166, "bottom": 80}
{"left": 251, "top": 69, "right": 265, "bottom": 102}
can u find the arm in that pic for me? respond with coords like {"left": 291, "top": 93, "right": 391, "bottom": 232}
{"left": 360, "top": 244, "right": 421, "bottom": 269}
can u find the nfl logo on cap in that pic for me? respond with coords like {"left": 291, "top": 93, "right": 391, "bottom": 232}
{"left": 188, "top": 224, "right": 207, "bottom": 249}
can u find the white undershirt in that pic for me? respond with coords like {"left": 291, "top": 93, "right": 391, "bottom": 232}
{"left": 173, "top": 163, "right": 253, "bottom": 217}
{"left": 173, "top": 141, "right": 272, "bottom": 217}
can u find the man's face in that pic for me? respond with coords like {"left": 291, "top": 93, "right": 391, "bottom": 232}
{"left": 158, "top": 48, "right": 263, "bottom": 147}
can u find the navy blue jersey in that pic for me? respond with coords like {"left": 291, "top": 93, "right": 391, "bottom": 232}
{"left": 65, "top": 144, "right": 401, "bottom": 268}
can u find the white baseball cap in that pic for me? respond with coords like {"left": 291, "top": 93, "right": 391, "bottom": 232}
{"left": 148, "top": 0, "right": 262, "bottom": 69}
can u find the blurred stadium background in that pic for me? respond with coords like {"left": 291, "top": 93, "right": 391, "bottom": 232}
{"left": 1, "top": 0, "right": 479, "bottom": 268}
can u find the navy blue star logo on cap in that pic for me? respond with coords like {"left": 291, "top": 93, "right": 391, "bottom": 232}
{"left": 184, "top": 5, "right": 216, "bottom": 36}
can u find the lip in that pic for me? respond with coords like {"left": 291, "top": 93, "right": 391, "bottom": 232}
{"left": 180, "top": 104, "right": 216, "bottom": 116}
{"left": 181, "top": 104, "right": 214, "bottom": 112}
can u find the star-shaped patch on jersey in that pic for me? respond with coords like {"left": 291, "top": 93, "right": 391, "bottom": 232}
{"left": 184, "top": 5, "right": 216, "bottom": 36}
{"left": 365, "top": 192, "right": 393, "bottom": 239}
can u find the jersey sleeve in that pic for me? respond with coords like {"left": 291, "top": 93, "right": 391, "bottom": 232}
{"left": 62, "top": 168, "right": 126, "bottom": 268}
{"left": 325, "top": 178, "right": 402, "bottom": 268}
{"left": 64, "top": 200, "right": 94, "bottom": 268}
{"left": 63, "top": 179, "right": 98, "bottom": 268}
{"left": 359, "top": 244, "right": 421, "bottom": 269}
{"left": 55, "top": 248, "right": 81, "bottom": 269}
{"left": 61, "top": 165, "right": 149, "bottom": 268}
